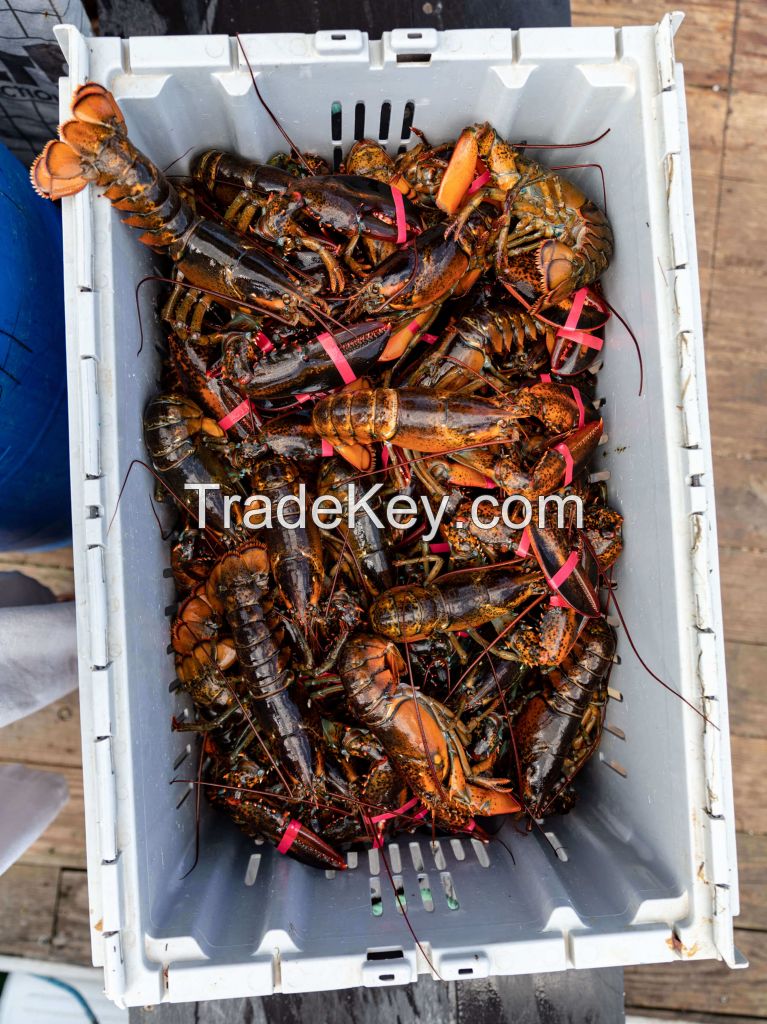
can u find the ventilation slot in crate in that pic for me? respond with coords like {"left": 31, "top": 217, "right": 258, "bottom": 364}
{"left": 379, "top": 101, "right": 391, "bottom": 141}
{"left": 244, "top": 853, "right": 261, "bottom": 886}
{"left": 399, "top": 101, "right": 416, "bottom": 152}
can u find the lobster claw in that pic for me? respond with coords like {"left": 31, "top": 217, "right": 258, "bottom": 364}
{"left": 275, "top": 818, "right": 349, "bottom": 872}
{"left": 466, "top": 782, "right": 522, "bottom": 817}
{"left": 436, "top": 129, "right": 479, "bottom": 214}
{"left": 526, "top": 523, "right": 601, "bottom": 618}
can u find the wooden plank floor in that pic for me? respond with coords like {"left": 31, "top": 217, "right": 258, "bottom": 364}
{"left": 0, "top": 1, "right": 765, "bottom": 1017}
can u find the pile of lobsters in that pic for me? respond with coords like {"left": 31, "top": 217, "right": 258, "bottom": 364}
{"left": 33, "top": 82, "right": 621, "bottom": 870}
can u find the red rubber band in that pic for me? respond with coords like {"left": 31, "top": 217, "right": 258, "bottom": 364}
{"left": 404, "top": 322, "right": 438, "bottom": 345}
{"left": 381, "top": 445, "right": 390, "bottom": 468}
{"left": 467, "top": 169, "right": 490, "bottom": 195}
{"left": 548, "top": 549, "right": 579, "bottom": 591}
{"left": 295, "top": 390, "right": 327, "bottom": 405}
{"left": 465, "top": 819, "right": 476, "bottom": 833}
{"left": 564, "top": 330, "right": 603, "bottom": 350}
{"left": 570, "top": 385, "right": 586, "bottom": 429}
{"left": 539, "top": 373, "right": 551, "bottom": 383}
{"left": 556, "top": 287, "right": 604, "bottom": 350}
{"left": 549, "top": 594, "right": 570, "bottom": 607}
{"left": 516, "top": 527, "right": 531, "bottom": 559}
{"left": 276, "top": 818, "right": 303, "bottom": 855}
{"left": 429, "top": 542, "right": 450, "bottom": 554}
{"left": 255, "top": 331, "right": 275, "bottom": 354}
{"left": 391, "top": 184, "right": 408, "bottom": 245}
{"left": 371, "top": 796, "right": 419, "bottom": 825}
{"left": 553, "top": 442, "right": 574, "bottom": 486}
{"left": 218, "top": 399, "right": 253, "bottom": 431}
{"left": 316, "top": 332, "right": 356, "bottom": 386}
{"left": 321, "top": 439, "right": 334, "bottom": 457}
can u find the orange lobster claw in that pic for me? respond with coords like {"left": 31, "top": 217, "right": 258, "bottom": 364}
{"left": 436, "top": 129, "right": 479, "bottom": 214}
{"left": 466, "top": 782, "right": 521, "bottom": 816}
{"left": 379, "top": 308, "right": 435, "bottom": 361}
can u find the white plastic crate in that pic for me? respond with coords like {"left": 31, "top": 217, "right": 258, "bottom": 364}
{"left": 55, "top": 15, "right": 741, "bottom": 1008}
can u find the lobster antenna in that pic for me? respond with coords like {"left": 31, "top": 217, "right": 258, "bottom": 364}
{"left": 339, "top": 431, "right": 526, "bottom": 489}
{"left": 179, "top": 776, "right": 373, "bottom": 820}
{"left": 549, "top": 161, "right": 608, "bottom": 215}
{"left": 147, "top": 494, "right": 176, "bottom": 541}
{"left": 135, "top": 274, "right": 298, "bottom": 356}
{"left": 162, "top": 145, "right": 196, "bottom": 174}
{"left": 108, "top": 459, "right": 228, "bottom": 562}
{"left": 444, "top": 593, "right": 547, "bottom": 701}
{"left": 361, "top": 811, "right": 444, "bottom": 981}
{"left": 597, "top": 294, "right": 644, "bottom": 397}
{"left": 179, "top": 737, "right": 208, "bottom": 879}
{"left": 604, "top": 583, "right": 715, "bottom": 728}
{"left": 513, "top": 128, "right": 611, "bottom": 150}
{"left": 236, "top": 34, "right": 314, "bottom": 175}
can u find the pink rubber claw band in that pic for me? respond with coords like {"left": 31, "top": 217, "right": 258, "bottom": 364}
{"left": 391, "top": 184, "right": 408, "bottom": 244}
{"left": 218, "top": 399, "right": 252, "bottom": 431}
{"left": 516, "top": 527, "right": 531, "bottom": 559}
{"left": 549, "top": 594, "right": 570, "bottom": 607}
{"left": 467, "top": 169, "right": 490, "bottom": 195}
{"left": 276, "top": 819, "right": 303, "bottom": 855}
{"left": 563, "top": 330, "right": 603, "bottom": 350}
{"left": 381, "top": 445, "right": 390, "bottom": 468}
{"left": 539, "top": 373, "right": 551, "bottom": 383}
{"left": 412, "top": 807, "right": 429, "bottom": 821}
{"left": 316, "top": 332, "right": 356, "bottom": 385}
{"left": 405, "top": 321, "right": 438, "bottom": 345}
{"left": 561, "top": 287, "right": 587, "bottom": 331}
{"left": 255, "top": 331, "right": 275, "bottom": 354}
{"left": 570, "top": 385, "right": 586, "bottom": 429}
{"left": 465, "top": 819, "right": 477, "bottom": 833}
{"left": 553, "top": 442, "right": 574, "bottom": 486}
{"left": 371, "top": 796, "right": 419, "bottom": 825}
{"left": 548, "top": 549, "right": 579, "bottom": 591}
{"left": 429, "top": 542, "right": 450, "bottom": 554}
{"left": 321, "top": 439, "right": 334, "bottom": 457}
{"left": 556, "top": 287, "right": 604, "bottom": 350}
{"left": 295, "top": 390, "right": 328, "bottom": 405}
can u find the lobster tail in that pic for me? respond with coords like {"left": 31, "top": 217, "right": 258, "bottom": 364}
{"left": 30, "top": 83, "right": 127, "bottom": 200}
{"left": 69, "top": 82, "right": 126, "bottom": 129}
{"left": 30, "top": 139, "right": 90, "bottom": 199}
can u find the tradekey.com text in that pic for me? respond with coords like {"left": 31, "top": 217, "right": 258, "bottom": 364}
{"left": 185, "top": 482, "right": 583, "bottom": 541}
